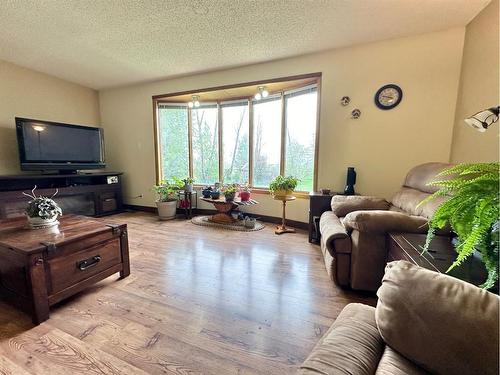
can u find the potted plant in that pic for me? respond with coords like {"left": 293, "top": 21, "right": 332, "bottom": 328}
{"left": 240, "top": 184, "right": 251, "bottom": 201}
{"left": 23, "top": 186, "right": 62, "bottom": 229}
{"left": 153, "top": 178, "right": 184, "bottom": 220}
{"left": 269, "top": 175, "right": 299, "bottom": 198}
{"left": 223, "top": 184, "right": 237, "bottom": 202}
{"left": 419, "top": 162, "right": 499, "bottom": 289}
{"left": 202, "top": 186, "right": 213, "bottom": 198}
{"left": 183, "top": 177, "right": 194, "bottom": 193}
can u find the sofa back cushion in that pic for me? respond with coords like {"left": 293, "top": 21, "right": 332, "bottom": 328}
{"left": 390, "top": 162, "right": 452, "bottom": 218}
{"left": 376, "top": 261, "right": 499, "bottom": 375}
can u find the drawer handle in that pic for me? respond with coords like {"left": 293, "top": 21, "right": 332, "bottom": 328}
{"left": 103, "top": 198, "right": 115, "bottom": 202}
{"left": 77, "top": 255, "right": 101, "bottom": 271}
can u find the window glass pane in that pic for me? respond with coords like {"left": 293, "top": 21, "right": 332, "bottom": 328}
{"left": 222, "top": 102, "right": 249, "bottom": 184}
{"left": 158, "top": 105, "right": 189, "bottom": 181}
{"left": 192, "top": 105, "right": 219, "bottom": 185}
{"left": 252, "top": 97, "right": 282, "bottom": 188}
{"left": 284, "top": 88, "right": 318, "bottom": 192}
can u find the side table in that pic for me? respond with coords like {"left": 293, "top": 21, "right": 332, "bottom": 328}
{"left": 388, "top": 233, "right": 490, "bottom": 289}
{"left": 273, "top": 195, "right": 296, "bottom": 235}
{"left": 308, "top": 191, "right": 335, "bottom": 243}
{"left": 178, "top": 190, "right": 197, "bottom": 219}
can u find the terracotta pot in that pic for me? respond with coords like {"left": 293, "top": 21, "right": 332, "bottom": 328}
{"left": 156, "top": 200, "right": 177, "bottom": 220}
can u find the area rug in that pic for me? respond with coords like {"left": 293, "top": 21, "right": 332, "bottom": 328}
{"left": 191, "top": 215, "right": 265, "bottom": 231}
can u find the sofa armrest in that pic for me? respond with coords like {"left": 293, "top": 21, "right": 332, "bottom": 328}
{"left": 331, "top": 195, "right": 390, "bottom": 217}
{"left": 343, "top": 210, "right": 428, "bottom": 234}
{"left": 299, "top": 303, "right": 384, "bottom": 375}
{"left": 320, "top": 211, "right": 351, "bottom": 254}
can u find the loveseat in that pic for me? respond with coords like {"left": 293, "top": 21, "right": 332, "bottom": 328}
{"left": 298, "top": 261, "right": 500, "bottom": 375}
{"left": 320, "top": 162, "right": 452, "bottom": 291}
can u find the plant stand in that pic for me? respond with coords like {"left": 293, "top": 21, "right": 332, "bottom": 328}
{"left": 177, "top": 191, "right": 197, "bottom": 219}
{"left": 200, "top": 197, "right": 259, "bottom": 224}
{"left": 273, "top": 196, "right": 296, "bottom": 235}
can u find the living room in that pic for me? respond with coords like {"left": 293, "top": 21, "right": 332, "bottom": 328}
{"left": 0, "top": 1, "right": 498, "bottom": 374}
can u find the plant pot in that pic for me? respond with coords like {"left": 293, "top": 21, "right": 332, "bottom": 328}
{"left": 272, "top": 189, "right": 294, "bottom": 198}
{"left": 156, "top": 200, "right": 177, "bottom": 220}
{"left": 240, "top": 191, "right": 250, "bottom": 201}
{"left": 202, "top": 189, "right": 212, "bottom": 198}
{"left": 210, "top": 191, "right": 220, "bottom": 200}
{"left": 184, "top": 183, "right": 193, "bottom": 193}
{"left": 224, "top": 192, "right": 235, "bottom": 202}
{"left": 27, "top": 215, "right": 59, "bottom": 229}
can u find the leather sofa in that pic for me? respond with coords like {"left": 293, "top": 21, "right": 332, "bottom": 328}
{"left": 319, "top": 162, "right": 452, "bottom": 291}
{"left": 298, "top": 261, "right": 500, "bottom": 375}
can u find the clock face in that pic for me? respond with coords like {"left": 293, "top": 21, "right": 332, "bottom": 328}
{"left": 375, "top": 84, "right": 403, "bottom": 110}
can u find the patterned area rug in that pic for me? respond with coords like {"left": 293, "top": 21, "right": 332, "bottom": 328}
{"left": 191, "top": 215, "right": 265, "bottom": 231}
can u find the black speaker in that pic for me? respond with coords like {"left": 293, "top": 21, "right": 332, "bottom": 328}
{"left": 344, "top": 167, "right": 356, "bottom": 195}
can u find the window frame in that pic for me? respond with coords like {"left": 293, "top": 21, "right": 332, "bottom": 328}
{"left": 153, "top": 73, "right": 321, "bottom": 196}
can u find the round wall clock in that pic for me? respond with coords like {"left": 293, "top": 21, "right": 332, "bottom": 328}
{"left": 375, "top": 84, "right": 403, "bottom": 110}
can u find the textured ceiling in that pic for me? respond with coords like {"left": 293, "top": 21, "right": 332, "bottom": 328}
{"left": 0, "top": 0, "right": 490, "bottom": 90}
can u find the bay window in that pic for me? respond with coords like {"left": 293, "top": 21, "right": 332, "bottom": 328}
{"left": 155, "top": 80, "right": 319, "bottom": 193}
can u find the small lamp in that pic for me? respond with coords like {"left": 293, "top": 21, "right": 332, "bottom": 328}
{"left": 464, "top": 106, "right": 499, "bottom": 132}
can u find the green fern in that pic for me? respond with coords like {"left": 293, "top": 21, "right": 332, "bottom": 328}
{"left": 418, "top": 162, "right": 499, "bottom": 289}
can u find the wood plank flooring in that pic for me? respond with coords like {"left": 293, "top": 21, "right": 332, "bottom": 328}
{"left": 0, "top": 211, "right": 375, "bottom": 374}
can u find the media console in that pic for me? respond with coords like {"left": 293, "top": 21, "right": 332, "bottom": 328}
{"left": 0, "top": 172, "right": 123, "bottom": 219}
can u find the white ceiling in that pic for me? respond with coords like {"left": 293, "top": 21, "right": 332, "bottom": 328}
{"left": 0, "top": 0, "right": 490, "bottom": 90}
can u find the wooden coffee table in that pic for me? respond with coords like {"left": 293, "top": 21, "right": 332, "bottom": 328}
{"left": 200, "top": 197, "right": 258, "bottom": 224}
{"left": 0, "top": 214, "right": 130, "bottom": 324}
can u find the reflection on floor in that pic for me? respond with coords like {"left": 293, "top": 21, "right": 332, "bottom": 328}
{"left": 0, "top": 211, "right": 375, "bottom": 374}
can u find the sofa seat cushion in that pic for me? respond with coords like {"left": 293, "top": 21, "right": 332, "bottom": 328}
{"left": 375, "top": 347, "right": 430, "bottom": 375}
{"left": 376, "top": 261, "right": 500, "bottom": 375}
{"left": 299, "top": 303, "right": 384, "bottom": 375}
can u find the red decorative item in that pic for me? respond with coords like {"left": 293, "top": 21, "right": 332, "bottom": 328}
{"left": 240, "top": 191, "right": 250, "bottom": 201}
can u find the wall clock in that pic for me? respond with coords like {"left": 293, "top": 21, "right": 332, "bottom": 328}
{"left": 375, "top": 84, "right": 403, "bottom": 110}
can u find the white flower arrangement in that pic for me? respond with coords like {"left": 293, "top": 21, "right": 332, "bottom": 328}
{"left": 23, "top": 186, "right": 62, "bottom": 220}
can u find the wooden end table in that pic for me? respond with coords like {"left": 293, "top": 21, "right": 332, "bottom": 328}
{"left": 273, "top": 195, "right": 296, "bottom": 235}
{"left": 388, "top": 233, "right": 489, "bottom": 288}
{"left": 0, "top": 214, "right": 130, "bottom": 324}
{"left": 200, "top": 197, "right": 259, "bottom": 224}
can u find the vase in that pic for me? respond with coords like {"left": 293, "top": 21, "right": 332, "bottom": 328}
{"left": 224, "top": 192, "right": 235, "bottom": 202}
{"left": 156, "top": 200, "right": 177, "bottom": 220}
{"left": 184, "top": 183, "right": 193, "bottom": 193}
{"left": 240, "top": 191, "right": 251, "bottom": 201}
{"left": 27, "top": 215, "right": 59, "bottom": 229}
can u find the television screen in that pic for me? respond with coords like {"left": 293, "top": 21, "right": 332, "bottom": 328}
{"left": 16, "top": 117, "right": 105, "bottom": 171}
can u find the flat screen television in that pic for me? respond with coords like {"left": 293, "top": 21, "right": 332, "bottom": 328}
{"left": 16, "top": 117, "right": 105, "bottom": 172}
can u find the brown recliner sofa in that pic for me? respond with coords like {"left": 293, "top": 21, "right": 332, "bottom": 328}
{"left": 320, "top": 162, "right": 452, "bottom": 291}
{"left": 299, "top": 261, "right": 500, "bottom": 375}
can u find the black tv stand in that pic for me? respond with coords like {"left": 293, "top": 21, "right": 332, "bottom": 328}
{"left": 0, "top": 172, "right": 123, "bottom": 219}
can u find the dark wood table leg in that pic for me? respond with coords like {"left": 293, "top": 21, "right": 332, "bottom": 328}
{"left": 27, "top": 254, "right": 50, "bottom": 324}
{"left": 119, "top": 227, "right": 130, "bottom": 279}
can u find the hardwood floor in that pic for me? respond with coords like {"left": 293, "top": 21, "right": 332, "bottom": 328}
{"left": 0, "top": 211, "right": 375, "bottom": 374}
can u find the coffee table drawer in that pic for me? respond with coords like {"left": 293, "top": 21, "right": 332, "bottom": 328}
{"left": 48, "top": 238, "right": 121, "bottom": 294}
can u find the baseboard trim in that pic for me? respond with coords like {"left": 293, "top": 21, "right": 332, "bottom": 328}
{"left": 123, "top": 204, "right": 308, "bottom": 230}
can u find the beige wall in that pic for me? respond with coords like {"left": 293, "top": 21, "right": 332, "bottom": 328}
{"left": 0, "top": 60, "right": 100, "bottom": 174}
{"left": 450, "top": 0, "right": 499, "bottom": 163}
{"left": 99, "top": 28, "right": 465, "bottom": 222}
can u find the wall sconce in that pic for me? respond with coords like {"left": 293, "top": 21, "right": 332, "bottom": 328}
{"left": 188, "top": 95, "right": 200, "bottom": 108}
{"left": 351, "top": 109, "right": 361, "bottom": 119}
{"left": 254, "top": 86, "right": 269, "bottom": 101}
{"left": 341, "top": 96, "right": 350, "bottom": 106}
{"left": 464, "top": 106, "right": 499, "bottom": 132}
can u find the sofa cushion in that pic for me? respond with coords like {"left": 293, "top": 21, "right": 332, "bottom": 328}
{"left": 403, "top": 162, "right": 453, "bottom": 194}
{"left": 391, "top": 187, "right": 446, "bottom": 219}
{"left": 375, "top": 346, "right": 430, "bottom": 375}
{"left": 299, "top": 303, "right": 384, "bottom": 375}
{"left": 376, "top": 261, "right": 500, "bottom": 375}
{"left": 331, "top": 195, "right": 389, "bottom": 217}
{"left": 343, "top": 210, "right": 428, "bottom": 234}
